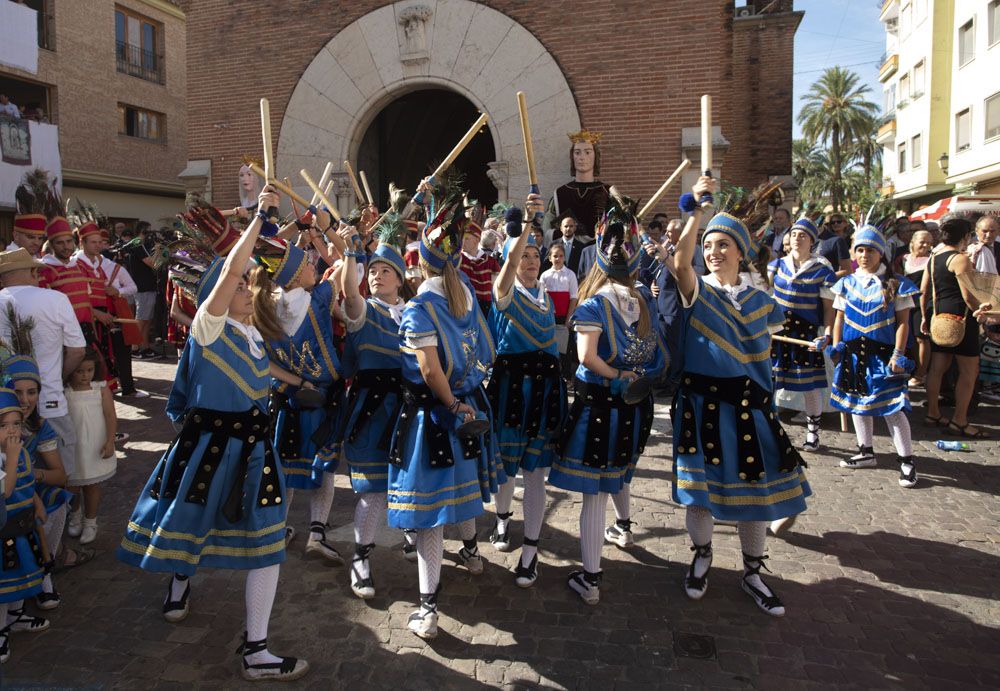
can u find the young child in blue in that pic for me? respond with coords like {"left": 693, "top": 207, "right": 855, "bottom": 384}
{"left": 389, "top": 200, "right": 500, "bottom": 639}
{"left": 6, "top": 355, "right": 73, "bottom": 611}
{"left": 255, "top": 239, "right": 344, "bottom": 563}
{"left": 486, "top": 202, "right": 566, "bottom": 589}
{"left": 671, "top": 177, "right": 810, "bottom": 617}
{"left": 0, "top": 386, "right": 50, "bottom": 665}
{"left": 768, "top": 217, "right": 837, "bottom": 451}
{"left": 336, "top": 217, "right": 410, "bottom": 599}
{"left": 548, "top": 191, "right": 667, "bottom": 606}
{"left": 830, "top": 226, "right": 920, "bottom": 488}
{"left": 117, "top": 187, "right": 309, "bottom": 682}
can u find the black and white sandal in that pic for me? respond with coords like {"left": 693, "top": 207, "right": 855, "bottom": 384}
{"left": 684, "top": 542, "right": 713, "bottom": 600}
{"left": 236, "top": 632, "right": 310, "bottom": 682}
{"left": 741, "top": 553, "right": 785, "bottom": 617}
{"left": 36, "top": 589, "right": 61, "bottom": 611}
{"left": 5, "top": 607, "right": 50, "bottom": 633}
{"left": 162, "top": 576, "right": 191, "bottom": 623}
{"left": 350, "top": 543, "right": 376, "bottom": 599}
{"left": 0, "top": 625, "right": 10, "bottom": 664}
{"left": 304, "top": 522, "right": 344, "bottom": 565}
{"left": 803, "top": 414, "right": 822, "bottom": 451}
{"left": 513, "top": 538, "right": 539, "bottom": 588}
{"left": 489, "top": 512, "right": 513, "bottom": 552}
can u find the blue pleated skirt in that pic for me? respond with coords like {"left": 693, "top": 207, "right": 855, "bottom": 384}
{"left": 548, "top": 403, "right": 644, "bottom": 496}
{"left": 342, "top": 388, "right": 398, "bottom": 494}
{"left": 273, "top": 403, "right": 341, "bottom": 490}
{"left": 0, "top": 518, "right": 45, "bottom": 604}
{"left": 831, "top": 354, "right": 910, "bottom": 416}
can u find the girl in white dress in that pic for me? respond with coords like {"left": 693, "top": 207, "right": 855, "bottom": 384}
{"left": 65, "top": 348, "right": 117, "bottom": 545}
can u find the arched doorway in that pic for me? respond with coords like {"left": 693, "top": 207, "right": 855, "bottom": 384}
{"left": 357, "top": 89, "right": 497, "bottom": 208}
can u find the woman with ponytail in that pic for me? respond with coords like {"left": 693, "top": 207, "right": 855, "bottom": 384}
{"left": 389, "top": 188, "right": 500, "bottom": 639}
{"left": 548, "top": 189, "right": 667, "bottom": 606}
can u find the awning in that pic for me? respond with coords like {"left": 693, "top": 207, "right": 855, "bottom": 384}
{"left": 909, "top": 195, "right": 1000, "bottom": 221}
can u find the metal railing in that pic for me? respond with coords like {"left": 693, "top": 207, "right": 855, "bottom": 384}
{"left": 115, "top": 41, "right": 163, "bottom": 84}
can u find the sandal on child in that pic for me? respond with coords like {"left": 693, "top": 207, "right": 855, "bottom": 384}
{"left": 6, "top": 607, "right": 50, "bottom": 633}
{"left": 946, "top": 421, "right": 989, "bottom": 439}
{"left": 236, "top": 632, "right": 310, "bottom": 682}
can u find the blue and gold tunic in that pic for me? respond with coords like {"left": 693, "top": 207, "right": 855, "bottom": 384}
{"left": 672, "top": 276, "right": 811, "bottom": 521}
{"left": 265, "top": 282, "right": 344, "bottom": 490}
{"left": 549, "top": 284, "right": 667, "bottom": 495}
{"left": 830, "top": 270, "right": 919, "bottom": 416}
{"left": 769, "top": 256, "right": 837, "bottom": 393}
{"left": 25, "top": 420, "right": 73, "bottom": 514}
{"left": 487, "top": 281, "right": 566, "bottom": 476}
{"left": 388, "top": 281, "right": 501, "bottom": 529}
{"left": 0, "top": 448, "right": 46, "bottom": 603}
{"left": 118, "top": 310, "right": 286, "bottom": 576}
{"left": 342, "top": 298, "right": 404, "bottom": 495}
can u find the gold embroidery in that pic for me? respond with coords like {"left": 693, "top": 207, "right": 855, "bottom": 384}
{"left": 119, "top": 535, "right": 286, "bottom": 563}
{"left": 308, "top": 309, "right": 340, "bottom": 381}
{"left": 203, "top": 349, "right": 269, "bottom": 400}
{"left": 690, "top": 318, "right": 771, "bottom": 363}
{"left": 389, "top": 479, "right": 480, "bottom": 498}
{"left": 127, "top": 520, "right": 286, "bottom": 544}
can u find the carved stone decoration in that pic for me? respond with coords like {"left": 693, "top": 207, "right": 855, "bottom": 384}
{"left": 398, "top": 4, "right": 433, "bottom": 64}
{"left": 330, "top": 173, "right": 354, "bottom": 214}
{"left": 486, "top": 160, "right": 509, "bottom": 202}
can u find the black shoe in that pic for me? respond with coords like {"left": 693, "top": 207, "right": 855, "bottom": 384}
{"left": 162, "top": 576, "right": 190, "bottom": 623}
{"left": 684, "top": 542, "right": 712, "bottom": 600}
{"left": 236, "top": 632, "right": 310, "bottom": 681}
{"left": 741, "top": 553, "right": 785, "bottom": 616}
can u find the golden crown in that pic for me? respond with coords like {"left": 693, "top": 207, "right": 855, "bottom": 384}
{"left": 568, "top": 130, "right": 602, "bottom": 145}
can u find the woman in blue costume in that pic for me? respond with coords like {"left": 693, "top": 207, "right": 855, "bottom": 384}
{"left": 768, "top": 217, "right": 837, "bottom": 452}
{"left": 252, "top": 235, "right": 344, "bottom": 564}
{"left": 486, "top": 194, "right": 566, "bottom": 589}
{"left": 548, "top": 190, "right": 667, "bottom": 606}
{"left": 829, "top": 226, "right": 919, "bottom": 488}
{"left": 6, "top": 354, "right": 74, "bottom": 611}
{"left": 117, "top": 185, "right": 309, "bottom": 682}
{"left": 671, "top": 177, "right": 809, "bottom": 617}
{"left": 389, "top": 195, "right": 500, "bottom": 639}
{"left": 335, "top": 214, "right": 410, "bottom": 599}
{"left": 0, "top": 386, "right": 51, "bottom": 665}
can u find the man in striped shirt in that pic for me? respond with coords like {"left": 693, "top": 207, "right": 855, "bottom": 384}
{"left": 460, "top": 222, "right": 500, "bottom": 316}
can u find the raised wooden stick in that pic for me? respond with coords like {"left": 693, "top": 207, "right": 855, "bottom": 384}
{"left": 300, "top": 169, "right": 342, "bottom": 222}
{"left": 700, "top": 94, "right": 714, "bottom": 209}
{"left": 246, "top": 161, "right": 311, "bottom": 207}
{"left": 771, "top": 334, "right": 816, "bottom": 348}
{"left": 516, "top": 92, "right": 538, "bottom": 187}
{"left": 310, "top": 162, "right": 335, "bottom": 207}
{"left": 343, "top": 160, "right": 365, "bottom": 205}
{"left": 359, "top": 170, "right": 375, "bottom": 207}
{"left": 638, "top": 159, "right": 692, "bottom": 221}
{"left": 433, "top": 112, "right": 489, "bottom": 179}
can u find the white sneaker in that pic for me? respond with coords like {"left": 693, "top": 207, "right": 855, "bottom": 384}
{"left": 67, "top": 508, "right": 83, "bottom": 538}
{"left": 458, "top": 545, "right": 484, "bottom": 575}
{"left": 407, "top": 606, "right": 439, "bottom": 639}
{"left": 514, "top": 553, "right": 538, "bottom": 589}
{"left": 604, "top": 521, "right": 634, "bottom": 549}
{"left": 769, "top": 515, "right": 798, "bottom": 536}
{"left": 79, "top": 518, "right": 98, "bottom": 545}
{"left": 840, "top": 446, "right": 876, "bottom": 469}
{"left": 567, "top": 570, "right": 601, "bottom": 605}
{"left": 304, "top": 524, "right": 344, "bottom": 564}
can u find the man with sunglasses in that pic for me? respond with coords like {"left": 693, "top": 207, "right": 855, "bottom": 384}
{"left": 818, "top": 214, "right": 853, "bottom": 276}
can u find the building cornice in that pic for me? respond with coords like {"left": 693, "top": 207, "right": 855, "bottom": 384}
{"left": 129, "top": 0, "right": 185, "bottom": 21}
{"left": 63, "top": 168, "right": 186, "bottom": 197}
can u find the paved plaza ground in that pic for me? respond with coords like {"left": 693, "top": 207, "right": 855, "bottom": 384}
{"left": 3, "top": 358, "right": 999, "bottom": 689}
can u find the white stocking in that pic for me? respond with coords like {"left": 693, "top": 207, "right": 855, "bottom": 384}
{"left": 244, "top": 564, "right": 281, "bottom": 664}
{"left": 738, "top": 521, "right": 771, "bottom": 593}
{"left": 353, "top": 493, "right": 386, "bottom": 546}
{"left": 884, "top": 411, "right": 913, "bottom": 457}
{"left": 309, "top": 473, "right": 336, "bottom": 526}
{"left": 416, "top": 526, "right": 444, "bottom": 598}
{"left": 685, "top": 506, "right": 714, "bottom": 579}
{"left": 802, "top": 388, "right": 824, "bottom": 417}
{"left": 852, "top": 414, "right": 874, "bottom": 448}
{"left": 458, "top": 517, "right": 477, "bottom": 543}
{"left": 611, "top": 483, "right": 631, "bottom": 523}
{"left": 580, "top": 492, "right": 608, "bottom": 573}
{"left": 284, "top": 488, "right": 295, "bottom": 514}
{"left": 44, "top": 504, "right": 67, "bottom": 554}
{"left": 494, "top": 477, "right": 516, "bottom": 523}
{"left": 520, "top": 469, "right": 547, "bottom": 563}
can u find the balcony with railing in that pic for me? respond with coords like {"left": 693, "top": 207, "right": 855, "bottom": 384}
{"left": 878, "top": 53, "right": 898, "bottom": 82}
{"left": 116, "top": 41, "right": 163, "bottom": 84}
{"left": 876, "top": 117, "right": 896, "bottom": 144}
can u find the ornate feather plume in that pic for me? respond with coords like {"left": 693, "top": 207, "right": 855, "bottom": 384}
{"left": 375, "top": 212, "right": 407, "bottom": 251}
{"left": 3, "top": 303, "right": 34, "bottom": 358}
{"left": 67, "top": 198, "right": 107, "bottom": 229}
{"left": 389, "top": 183, "right": 411, "bottom": 215}
{"left": 714, "top": 179, "right": 784, "bottom": 250}
{"left": 14, "top": 168, "right": 61, "bottom": 218}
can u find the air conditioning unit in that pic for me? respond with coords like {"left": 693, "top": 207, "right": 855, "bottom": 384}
{"left": 737, "top": 5, "right": 756, "bottom": 18}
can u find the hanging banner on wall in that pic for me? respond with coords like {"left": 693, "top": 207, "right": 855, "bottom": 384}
{"left": 0, "top": 119, "right": 32, "bottom": 165}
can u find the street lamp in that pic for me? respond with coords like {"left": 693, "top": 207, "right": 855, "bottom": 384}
{"left": 937, "top": 152, "right": 949, "bottom": 174}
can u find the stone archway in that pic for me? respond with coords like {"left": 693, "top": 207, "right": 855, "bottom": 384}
{"left": 275, "top": 0, "right": 581, "bottom": 212}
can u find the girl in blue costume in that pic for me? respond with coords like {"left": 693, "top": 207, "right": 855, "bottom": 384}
{"left": 117, "top": 185, "right": 309, "bottom": 682}
{"left": 486, "top": 195, "right": 566, "bottom": 589}
{"left": 829, "top": 226, "right": 919, "bottom": 488}
{"left": 768, "top": 217, "right": 837, "bottom": 452}
{"left": 336, "top": 214, "right": 411, "bottom": 599}
{"left": 0, "top": 386, "right": 50, "bottom": 665}
{"left": 252, "top": 235, "right": 344, "bottom": 564}
{"left": 549, "top": 190, "right": 667, "bottom": 606}
{"left": 6, "top": 354, "right": 74, "bottom": 611}
{"left": 672, "top": 177, "right": 809, "bottom": 617}
{"left": 389, "top": 194, "right": 500, "bottom": 639}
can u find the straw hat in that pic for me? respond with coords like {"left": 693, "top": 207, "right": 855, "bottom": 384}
{"left": 0, "top": 248, "right": 45, "bottom": 274}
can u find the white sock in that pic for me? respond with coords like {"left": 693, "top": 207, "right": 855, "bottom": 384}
{"left": 580, "top": 492, "right": 608, "bottom": 574}
{"left": 495, "top": 478, "right": 515, "bottom": 533}
{"left": 284, "top": 488, "right": 295, "bottom": 513}
{"left": 852, "top": 414, "right": 874, "bottom": 448}
{"left": 244, "top": 564, "right": 281, "bottom": 665}
{"left": 353, "top": 493, "right": 387, "bottom": 546}
{"left": 416, "top": 526, "right": 444, "bottom": 598}
{"left": 309, "top": 473, "right": 336, "bottom": 526}
{"left": 738, "top": 520, "right": 771, "bottom": 593}
{"left": 42, "top": 574, "right": 55, "bottom": 595}
{"left": 611, "top": 483, "right": 631, "bottom": 523}
{"left": 168, "top": 573, "right": 189, "bottom": 602}
{"left": 458, "top": 517, "right": 477, "bottom": 543}
{"left": 520, "top": 469, "right": 546, "bottom": 564}
{"left": 6, "top": 599, "right": 24, "bottom": 624}
{"left": 885, "top": 411, "right": 913, "bottom": 457}
{"left": 803, "top": 388, "right": 824, "bottom": 418}
{"left": 685, "top": 506, "right": 714, "bottom": 579}
{"left": 44, "top": 504, "right": 67, "bottom": 554}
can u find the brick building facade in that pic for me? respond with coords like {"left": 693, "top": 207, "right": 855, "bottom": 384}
{"left": 180, "top": 0, "right": 801, "bottom": 219}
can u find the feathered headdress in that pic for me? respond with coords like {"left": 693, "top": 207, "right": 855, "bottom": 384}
{"left": 254, "top": 237, "right": 308, "bottom": 290}
{"left": 850, "top": 195, "right": 898, "bottom": 256}
{"left": 595, "top": 187, "right": 643, "bottom": 280}
{"left": 489, "top": 201, "right": 515, "bottom": 221}
{"left": 67, "top": 199, "right": 107, "bottom": 240}
{"left": 13, "top": 168, "right": 60, "bottom": 238}
{"left": 703, "top": 180, "right": 784, "bottom": 259}
{"left": 1, "top": 303, "right": 40, "bottom": 389}
{"left": 167, "top": 198, "right": 247, "bottom": 308}
{"left": 369, "top": 212, "right": 408, "bottom": 279}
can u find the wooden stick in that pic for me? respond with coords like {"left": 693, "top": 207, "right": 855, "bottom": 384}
{"left": 771, "top": 334, "right": 816, "bottom": 348}
{"left": 359, "top": 170, "right": 375, "bottom": 207}
{"left": 516, "top": 92, "right": 538, "bottom": 187}
{"left": 701, "top": 94, "right": 712, "bottom": 175}
{"left": 114, "top": 318, "right": 141, "bottom": 324}
{"left": 637, "top": 159, "right": 692, "bottom": 220}
{"left": 300, "top": 169, "right": 342, "bottom": 222}
{"left": 260, "top": 98, "right": 275, "bottom": 180}
{"left": 343, "top": 160, "right": 365, "bottom": 204}
{"left": 246, "top": 162, "right": 311, "bottom": 207}
{"left": 310, "top": 162, "right": 334, "bottom": 207}
{"left": 433, "top": 112, "right": 489, "bottom": 179}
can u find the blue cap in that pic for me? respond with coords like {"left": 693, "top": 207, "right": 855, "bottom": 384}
{"left": 3, "top": 355, "right": 40, "bottom": 386}
{"left": 790, "top": 217, "right": 819, "bottom": 243}
{"left": 852, "top": 226, "right": 888, "bottom": 256}
{"left": 501, "top": 233, "right": 539, "bottom": 263}
{"left": 419, "top": 223, "right": 462, "bottom": 272}
{"left": 704, "top": 212, "right": 752, "bottom": 258}
{"left": 0, "top": 387, "right": 22, "bottom": 419}
{"left": 196, "top": 257, "right": 226, "bottom": 307}
{"left": 272, "top": 242, "right": 308, "bottom": 289}
{"left": 370, "top": 242, "right": 406, "bottom": 279}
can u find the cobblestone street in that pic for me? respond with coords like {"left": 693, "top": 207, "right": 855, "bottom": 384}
{"left": 3, "top": 359, "right": 999, "bottom": 689}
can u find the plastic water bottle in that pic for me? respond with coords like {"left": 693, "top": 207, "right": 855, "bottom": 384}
{"left": 936, "top": 440, "right": 971, "bottom": 452}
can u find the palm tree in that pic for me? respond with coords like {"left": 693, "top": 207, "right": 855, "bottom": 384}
{"left": 848, "top": 113, "right": 883, "bottom": 190}
{"left": 797, "top": 67, "right": 879, "bottom": 211}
